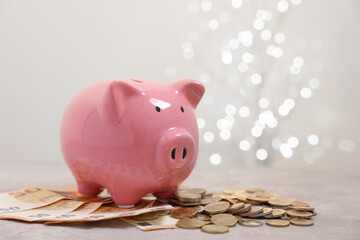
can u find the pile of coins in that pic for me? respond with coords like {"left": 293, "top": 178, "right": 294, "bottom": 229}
{"left": 166, "top": 187, "right": 316, "bottom": 234}
{"left": 0, "top": 186, "right": 316, "bottom": 232}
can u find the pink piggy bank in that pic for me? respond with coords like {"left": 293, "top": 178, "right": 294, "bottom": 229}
{"left": 60, "top": 79, "right": 205, "bottom": 207}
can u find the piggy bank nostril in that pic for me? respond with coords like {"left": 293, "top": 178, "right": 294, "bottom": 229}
{"left": 182, "top": 148, "right": 187, "bottom": 159}
{"left": 171, "top": 149, "right": 176, "bottom": 160}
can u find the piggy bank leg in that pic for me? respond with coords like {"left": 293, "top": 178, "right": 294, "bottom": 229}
{"left": 109, "top": 189, "right": 143, "bottom": 208}
{"left": 77, "top": 181, "right": 102, "bottom": 197}
{"left": 153, "top": 186, "right": 178, "bottom": 202}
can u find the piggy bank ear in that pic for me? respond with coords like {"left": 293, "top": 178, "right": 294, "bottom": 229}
{"left": 98, "top": 80, "right": 140, "bottom": 124}
{"left": 173, "top": 79, "right": 205, "bottom": 109}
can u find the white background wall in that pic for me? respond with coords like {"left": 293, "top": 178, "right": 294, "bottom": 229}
{"left": 0, "top": 0, "right": 359, "bottom": 172}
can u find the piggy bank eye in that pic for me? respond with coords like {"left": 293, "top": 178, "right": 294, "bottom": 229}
{"left": 155, "top": 106, "right": 161, "bottom": 112}
{"left": 180, "top": 106, "right": 184, "bottom": 112}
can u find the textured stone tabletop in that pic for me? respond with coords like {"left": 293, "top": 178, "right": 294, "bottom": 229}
{"left": 0, "top": 162, "right": 359, "bottom": 240}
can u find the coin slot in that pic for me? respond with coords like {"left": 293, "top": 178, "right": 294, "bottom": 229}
{"left": 130, "top": 79, "right": 143, "bottom": 83}
{"left": 182, "top": 148, "right": 187, "bottom": 159}
{"left": 171, "top": 149, "right": 176, "bottom": 160}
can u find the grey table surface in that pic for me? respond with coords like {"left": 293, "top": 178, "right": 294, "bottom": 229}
{"left": 0, "top": 162, "right": 359, "bottom": 240}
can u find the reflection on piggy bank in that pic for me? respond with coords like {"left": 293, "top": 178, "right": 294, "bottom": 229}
{"left": 60, "top": 79, "right": 205, "bottom": 207}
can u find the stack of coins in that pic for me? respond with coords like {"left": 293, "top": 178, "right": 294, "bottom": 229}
{"left": 166, "top": 187, "right": 317, "bottom": 234}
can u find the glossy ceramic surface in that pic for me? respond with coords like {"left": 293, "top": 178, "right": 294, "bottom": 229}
{"left": 60, "top": 79, "right": 205, "bottom": 206}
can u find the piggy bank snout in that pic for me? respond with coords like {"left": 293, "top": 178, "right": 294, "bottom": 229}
{"left": 157, "top": 131, "right": 195, "bottom": 170}
{"left": 168, "top": 134, "right": 194, "bottom": 162}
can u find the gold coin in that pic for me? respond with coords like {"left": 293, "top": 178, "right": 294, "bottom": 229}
{"left": 223, "top": 198, "right": 237, "bottom": 204}
{"left": 186, "top": 188, "right": 207, "bottom": 197}
{"left": 290, "top": 218, "right": 314, "bottom": 226}
{"left": 235, "top": 194, "right": 248, "bottom": 202}
{"left": 266, "top": 219, "right": 290, "bottom": 227}
{"left": 250, "top": 207, "right": 272, "bottom": 217}
{"left": 203, "top": 193, "right": 213, "bottom": 198}
{"left": 176, "top": 218, "right": 206, "bottom": 229}
{"left": 271, "top": 206, "right": 290, "bottom": 210}
{"left": 232, "top": 203, "right": 251, "bottom": 214}
{"left": 245, "top": 200, "right": 263, "bottom": 205}
{"left": 227, "top": 202, "right": 245, "bottom": 212}
{"left": 246, "top": 196, "right": 269, "bottom": 203}
{"left": 235, "top": 215, "right": 243, "bottom": 221}
{"left": 246, "top": 188, "right": 265, "bottom": 193}
{"left": 256, "top": 192, "right": 278, "bottom": 199}
{"left": 274, "top": 196, "right": 296, "bottom": 202}
{"left": 132, "top": 212, "right": 159, "bottom": 221}
{"left": 265, "top": 209, "right": 286, "bottom": 218}
{"left": 240, "top": 206, "right": 263, "bottom": 217}
{"left": 292, "top": 201, "right": 310, "bottom": 207}
{"left": 169, "top": 198, "right": 200, "bottom": 206}
{"left": 238, "top": 219, "right": 263, "bottom": 227}
{"left": 286, "top": 210, "right": 313, "bottom": 219}
{"left": 175, "top": 191, "right": 201, "bottom": 203}
{"left": 268, "top": 197, "right": 293, "bottom": 207}
{"left": 281, "top": 214, "right": 291, "bottom": 221}
{"left": 197, "top": 214, "right": 211, "bottom": 221}
{"left": 201, "top": 196, "right": 222, "bottom": 205}
{"left": 201, "top": 224, "right": 229, "bottom": 234}
{"left": 170, "top": 207, "right": 199, "bottom": 219}
{"left": 288, "top": 206, "right": 314, "bottom": 211}
{"left": 205, "top": 201, "right": 230, "bottom": 214}
{"left": 224, "top": 189, "right": 245, "bottom": 195}
{"left": 211, "top": 214, "right": 238, "bottom": 227}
